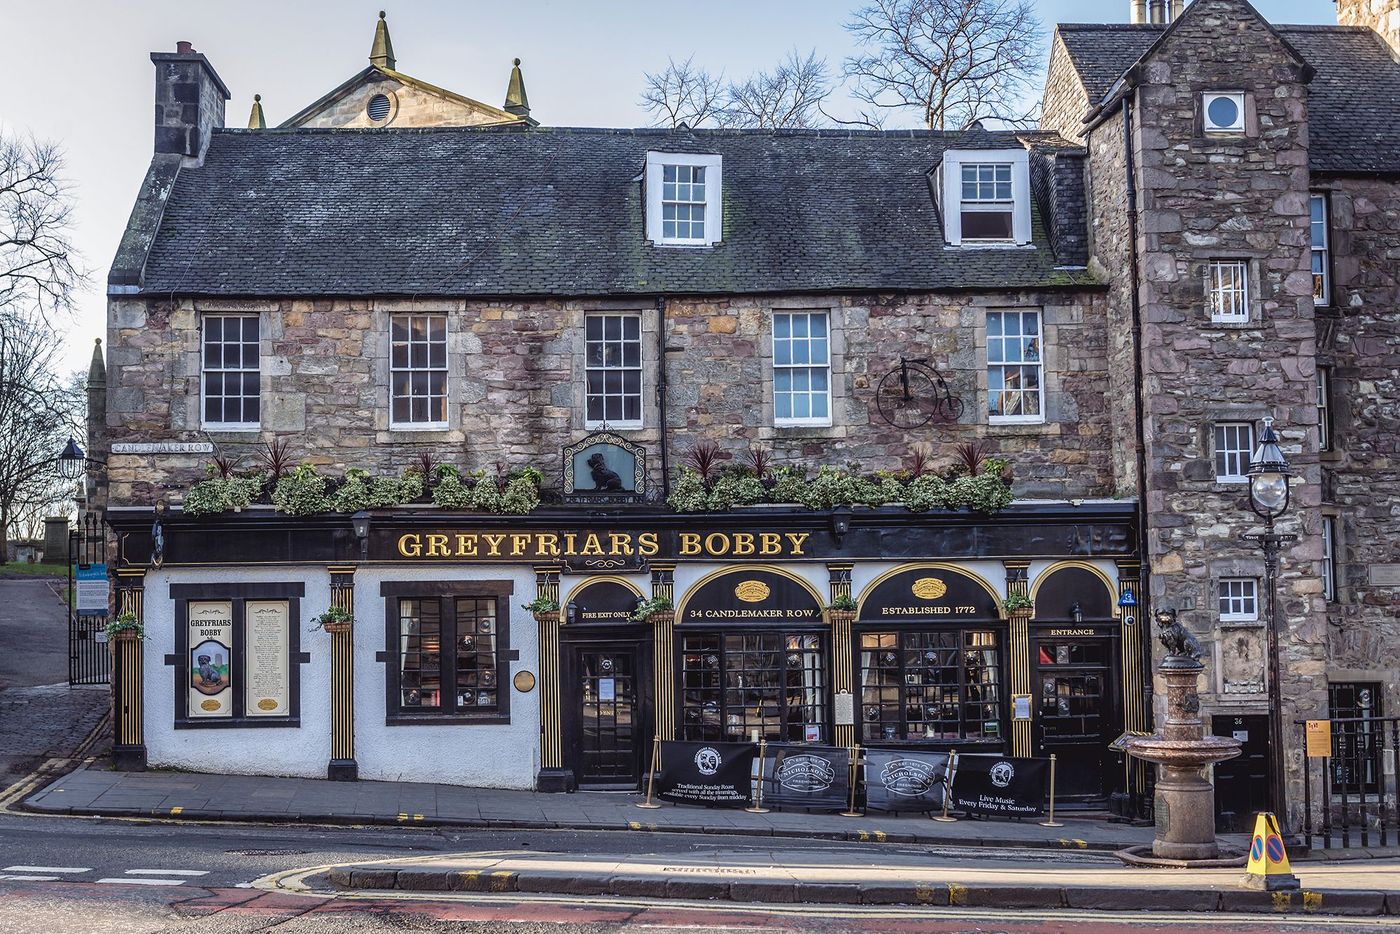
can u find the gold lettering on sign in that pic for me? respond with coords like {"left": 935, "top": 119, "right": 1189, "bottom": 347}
{"left": 581, "top": 533, "right": 605, "bottom": 556}
{"left": 398, "top": 534, "right": 422, "bottom": 557}
{"left": 735, "top": 581, "right": 771, "bottom": 603}
{"left": 538, "top": 532, "right": 561, "bottom": 557}
{"left": 760, "top": 533, "right": 782, "bottom": 555}
{"left": 511, "top": 533, "right": 532, "bottom": 556}
{"left": 426, "top": 534, "right": 450, "bottom": 557}
{"left": 680, "top": 533, "right": 702, "bottom": 556}
{"left": 637, "top": 532, "right": 659, "bottom": 556}
{"left": 609, "top": 533, "right": 633, "bottom": 555}
{"left": 483, "top": 533, "right": 506, "bottom": 557}
{"left": 398, "top": 529, "right": 816, "bottom": 560}
{"left": 785, "top": 533, "right": 810, "bottom": 555}
{"left": 912, "top": 577, "right": 947, "bottom": 600}
{"left": 732, "top": 532, "right": 755, "bottom": 556}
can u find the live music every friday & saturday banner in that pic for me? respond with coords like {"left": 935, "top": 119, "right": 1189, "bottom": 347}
{"left": 947, "top": 755, "right": 1049, "bottom": 817}
{"left": 655, "top": 741, "right": 756, "bottom": 807}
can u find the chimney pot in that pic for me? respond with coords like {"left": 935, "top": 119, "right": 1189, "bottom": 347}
{"left": 176, "top": 40, "right": 194, "bottom": 54}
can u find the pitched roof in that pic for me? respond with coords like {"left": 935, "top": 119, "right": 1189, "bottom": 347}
{"left": 1054, "top": 22, "right": 1400, "bottom": 174}
{"left": 132, "top": 127, "right": 1097, "bottom": 298}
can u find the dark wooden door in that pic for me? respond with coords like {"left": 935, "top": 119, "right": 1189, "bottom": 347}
{"left": 569, "top": 646, "right": 641, "bottom": 787}
{"left": 1034, "top": 636, "right": 1115, "bottom": 801}
{"left": 1212, "top": 714, "right": 1269, "bottom": 832}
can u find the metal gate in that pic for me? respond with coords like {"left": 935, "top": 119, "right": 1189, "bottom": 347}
{"left": 1299, "top": 716, "right": 1400, "bottom": 849}
{"left": 67, "top": 511, "right": 110, "bottom": 685}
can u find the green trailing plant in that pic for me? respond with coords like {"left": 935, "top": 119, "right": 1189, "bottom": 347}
{"left": 272, "top": 464, "right": 333, "bottom": 515}
{"left": 666, "top": 468, "right": 710, "bottom": 512}
{"left": 332, "top": 468, "right": 373, "bottom": 513}
{"left": 769, "top": 466, "right": 816, "bottom": 507}
{"left": 501, "top": 474, "right": 541, "bottom": 514}
{"left": 431, "top": 465, "right": 472, "bottom": 508}
{"left": 630, "top": 595, "right": 673, "bottom": 622}
{"left": 468, "top": 468, "right": 503, "bottom": 512}
{"left": 1002, "top": 593, "right": 1034, "bottom": 614}
{"left": 314, "top": 605, "right": 356, "bottom": 629}
{"left": 522, "top": 596, "right": 560, "bottom": 615}
{"left": 105, "top": 612, "right": 144, "bottom": 641}
{"left": 368, "top": 471, "right": 424, "bottom": 508}
{"left": 182, "top": 474, "right": 264, "bottom": 516}
{"left": 708, "top": 471, "right": 766, "bottom": 510}
{"left": 825, "top": 593, "right": 858, "bottom": 612}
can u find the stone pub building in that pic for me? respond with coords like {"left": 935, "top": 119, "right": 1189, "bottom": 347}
{"left": 92, "top": 0, "right": 1398, "bottom": 827}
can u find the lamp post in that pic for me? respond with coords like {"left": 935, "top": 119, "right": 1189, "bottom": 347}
{"left": 1245, "top": 416, "right": 1296, "bottom": 832}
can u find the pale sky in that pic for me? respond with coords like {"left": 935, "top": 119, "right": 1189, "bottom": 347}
{"left": 0, "top": 0, "right": 1335, "bottom": 378}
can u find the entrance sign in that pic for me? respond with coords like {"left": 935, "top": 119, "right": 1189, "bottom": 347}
{"left": 763, "top": 745, "right": 851, "bottom": 810}
{"left": 1305, "top": 719, "right": 1333, "bottom": 758}
{"left": 244, "top": 600, "right": 289, "bottom": 717}
{"left": 188, "top": 601, "right": 233, "bottom": 718}
{"left": 864, "top": 749, "right": 951, "bottom": 812}
{"left": 655, "top": 740, "right": 757, "bottom": 807}
{"left": 949, "top": 754, "right": 1048, "bottom": 817}
{"left": 75, "top": 564, "right": 110, "bottom": 616}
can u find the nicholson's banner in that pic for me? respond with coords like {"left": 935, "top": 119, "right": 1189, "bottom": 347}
{"left": 762, "top": 745, "right": 851, "bottom": 810}
{"left": 948, "top": 755, "right": 1049, "bottom": 818}
{"left": 863, "top": 750, "right": 951, "bottom": 812}
{"left": 655, "top": 741, "right": 756, "bottom": 808}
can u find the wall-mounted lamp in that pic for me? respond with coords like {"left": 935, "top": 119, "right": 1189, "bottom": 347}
{"left": 351, "top": 511, "right": 371, "bottom": 559}
{"left": 566, "top": 601, "right": 578, "bottom": 626}
{"left": 1070, "top": 602, "right": 1084, "bottom": 624}
{"left": 831, "top": 508, "right": 851, "bottom": 547}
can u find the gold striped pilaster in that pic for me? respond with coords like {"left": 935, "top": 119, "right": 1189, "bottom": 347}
{"left": 112, "top": 568, "right": 147, "bottom": 770}
{"left": 1004, "top": 561, "right": 1033, "bottom": 758}
{"left": 1116, "top": 559, "right": 1147, "bottom": 797}
{"left": 327, "top": 565, "right": 358, "bottom": 781}
{"left": 650, "top": 563, "right": 677, "bottom": 740}
{"left": 535, "top": 566, "right": 564, "bottom": 770}
{"left": 827, "top": 563, "right": 856, "bottom": 749}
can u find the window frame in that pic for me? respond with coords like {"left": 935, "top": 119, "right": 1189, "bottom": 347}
{"left": 200, "top": 313, "right": 262, "bottom": 431}
{"left": 938, "top": 148, "right": 1032, "bottom": 247}
{"left": 380, "top": 580, "right": 515, "bottom": 726}
{"left": 771, "top": 309, "right": 833, "bottom": 427}
{"left": 1322, "top": 515, "right": 1338, "bottom": 602}
{"left": 583, "top": 312, "right": 645, "bottom": 430}
{"left": 678, "top": 629, "right": 829, "bottom": 745}
{"left": 645, "top": 152, "right": 723, "bottom": 247}
{"left": 1213, "top": 421, "right": 1256, "bottom": 484}
{"left": 1202, "top": 91, "right": 1246, "bottom": 133}
{"left": 857, "top": 627, "right": 1004, "bottom": 745}
{"left": 1311, "top": 193, "right": 1331, "bottom": 307}
{"left": 1317, "top": 365, "right": 1333, "bottom": 452}
{"left": 169, "top": 582, "right": 306, "bottom": 729}
{"left": 986, "top": 309, "right": 1045, "bottom": 425}
{"left": 1205, "top": 260, "right": 1251, "bottom": 323}
{"left": 388, "top": 312, "right": 450, "bottom": 431}
{"left": 1217, "top": 578, "right": 1260, "bottom": 623}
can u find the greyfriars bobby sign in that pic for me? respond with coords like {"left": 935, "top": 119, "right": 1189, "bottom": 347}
{"left": 562, "top": 432, "right": 646, "bottom": 504}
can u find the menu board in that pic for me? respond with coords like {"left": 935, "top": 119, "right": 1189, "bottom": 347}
{"left": 188, "top": 601, "right": 234, "bottom": 718}
{"left": 244, "top": 600, "right": 290, "bottom": 717}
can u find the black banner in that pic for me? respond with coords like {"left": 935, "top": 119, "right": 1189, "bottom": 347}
{"left": 863, "top": 749, "right": 951, "bottom": 812}
{"left": 655, "top": 741, "right": 756, "bottom": 808}
{"left": 762, "top": 745, "right": 851, "bottom": 810}
{"left": 948, "top": 755, "right": 1048, "bottom": 818}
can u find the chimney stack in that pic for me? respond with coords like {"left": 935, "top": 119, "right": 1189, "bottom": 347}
{"left": 150, "top": 41, "right": 231, "bottom": 165}
{"left": 1337, "top": 0, "right": 1400, "bottom": 58}
{"left": 1132, "top": 0, "right": 1181, "bottom": 24}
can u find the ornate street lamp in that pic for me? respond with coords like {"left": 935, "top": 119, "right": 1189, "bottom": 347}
{"left": 58, "top": 437, "right": 89, "bottom": 481}
{"left": 1245, "top": 416, "right": 1296, "bottom": 833}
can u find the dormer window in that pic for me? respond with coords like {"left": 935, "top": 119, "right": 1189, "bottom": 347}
{"left": 938, "top": 148, "right": 1031, "bottom": 248}
{"left": 645, "top": 152, "right": 722, "bottom": 247}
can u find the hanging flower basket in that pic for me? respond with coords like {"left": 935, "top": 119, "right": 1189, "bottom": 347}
{"left": 105, "top": 614, "right": 145, "bottom": 643}
{"left": 316, "top": 606, "right": 355, "bottom": 634}
{"left": 826, "top": 609, "right": 857, "bottom": 627}
{"left": 523, "top": 597, "right": 561, "bottom": 626}
{"left": 631, "top": 595, "right": 674, "bottom": 626}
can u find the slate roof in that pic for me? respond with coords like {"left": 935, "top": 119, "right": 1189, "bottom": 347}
{"left": 1054, "top": 23, "right": 1400, "bottom": 174}
{"left": 133, "top": 127, "right": 1095, "bottom": 298}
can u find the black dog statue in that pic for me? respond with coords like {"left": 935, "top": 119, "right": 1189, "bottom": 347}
{"left": 588, "top": 452, "right": 624, "bottom": 491}
{"left": 1155, "top": 608, "right": 1202, "bottom": 660}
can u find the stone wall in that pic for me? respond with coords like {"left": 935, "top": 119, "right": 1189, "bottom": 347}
{"left": 1336, "top": 0, "right": 1400, "bottom": 56}
{"left": 103, "top": 289, "right": 1116, "bottom": 507}
{"left": 290, "top": 73, "right": 516, "bottom": 129}
{"left": 1040, "top": 33, "right": 1092, "bottom": 145}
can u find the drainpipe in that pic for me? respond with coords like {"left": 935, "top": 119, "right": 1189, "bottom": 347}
{"left": 656, "top": 297, "right": 671, "bottom": 499}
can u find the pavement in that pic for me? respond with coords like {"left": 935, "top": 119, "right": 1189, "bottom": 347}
{"left": 25, "top": 765, "right": 1166, "bottom": 851}
{"left": 0, "top": 579, "right": 109, "bottom": 779}
{"left": 313, "top": 846, "right": 1400, "bottom": 917}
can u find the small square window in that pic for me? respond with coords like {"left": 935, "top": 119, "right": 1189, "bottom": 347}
{"left": 1205, "top": 260, "right": 1250, "bottom": 323}
{"left": 1214, "top": 422, "right": 1255, "bottom": 483}
{"left": 1218, "top": 578, "right": 1258, "bottom": 622}
{"left": 1203, "top": 92, "right": 1245, "bottom": 133}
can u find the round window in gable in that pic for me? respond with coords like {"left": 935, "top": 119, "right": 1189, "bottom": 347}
{"left": 366, "top": 93, "right": 392, "bottom": 122}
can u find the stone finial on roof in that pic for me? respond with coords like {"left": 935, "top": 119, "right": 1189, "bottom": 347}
{"left": 88, "top": 338, "right": 106, "bottom": 387}
{"left": 247, "top": 94, "right": 266, "bottom": 130}
{"left": 370, "top": 11, "right": 396, "bottom": 70}
{"left": 504, "top": 57, "right": 530, "bottom": 118}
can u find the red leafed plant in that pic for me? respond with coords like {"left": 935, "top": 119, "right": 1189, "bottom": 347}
{"left": 906, "top": 443, "right": 935, "bottom": 479}
{"left": 256, "top": 438, "right": 294, "bottom": 480}
{"left": 742, "top": 444, "right": 774, "bottom": 481}
{"left": 684, "top": 440, "right": 731, "bottom": 490}
{"left": 953, "top": 440, "right": 996, "bottom": 477}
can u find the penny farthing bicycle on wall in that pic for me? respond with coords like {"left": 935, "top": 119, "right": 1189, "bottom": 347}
{"left": 875, "top": 356, "right": 965, "bottom": 429}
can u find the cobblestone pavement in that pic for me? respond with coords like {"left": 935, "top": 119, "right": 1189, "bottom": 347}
{"left": 0, "top": 579, "right": 109, "bottom": 779}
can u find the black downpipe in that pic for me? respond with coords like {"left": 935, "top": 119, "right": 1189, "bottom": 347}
{"left": 656, "top": 296, "right": 670, "bottom": 499}
{"left": 1123, "top": 96, "right": 1155, "bottom": 814}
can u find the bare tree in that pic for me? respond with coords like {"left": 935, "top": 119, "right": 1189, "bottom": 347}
{"left": 0, "top": 319, "right": 81, "bottom": 559}
{"left": 0, "top": 131, "right": 81, "bottom": 328}
{"left": 843, "top": 0, "right": 1042, "bottom": 131}
{"left": 639, "top": 56, "right": 728, "bottom": 128}
{"left": 724, "top": 50, "right": 833, "bottom": 129}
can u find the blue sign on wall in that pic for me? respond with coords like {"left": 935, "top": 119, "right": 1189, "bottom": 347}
{"left": 75, "top": 564, "right": 109, "bottom": 617}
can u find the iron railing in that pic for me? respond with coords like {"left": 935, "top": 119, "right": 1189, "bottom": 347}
{"left": 67, "top": 512, "right": 110, "bottom": 685}
{"left": 1299, "top": 716, "right": 1400, "bottom": 849}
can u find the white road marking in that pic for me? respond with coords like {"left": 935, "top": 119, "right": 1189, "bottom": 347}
{"left": 125, "top": 869, "right": 209, "bottom": 876}
{"left": 0, "top": 874, "right": 61, "bottom": 882}
{"left": 2, "top": 866, "right": 90, "bottom": 874}
{"left": 96, "top": 878, "right": 187, "bottom": 886}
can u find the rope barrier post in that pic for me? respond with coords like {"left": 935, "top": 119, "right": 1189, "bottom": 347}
{"left": 841, "top": 744, "right": 864, "bottom": 817}
{"left": 746, "top": 738, "right": 771, "bottom": 814}
{"left": 636, "top": 735, "right": 663, "bottom": 809}
{"left": 1039, "top": 753, "right": 1063, "bottom": 827}
{"left": 933, "top": 750, "right": 959, "bottom": 823}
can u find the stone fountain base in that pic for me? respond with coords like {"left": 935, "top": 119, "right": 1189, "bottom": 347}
{"left": 1115, "top": 845, "right": 1246, "bottom": 868}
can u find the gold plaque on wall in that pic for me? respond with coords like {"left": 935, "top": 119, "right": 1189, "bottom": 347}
{"left": 735, "top": 580, "right": 771, "bottom": 603}
{"left": 911, "top": 577, "right": 947, "bottom": 600}
{"left": 256, "top": 698, "right": 279, "bottom": 711}
{"left": 513, "top": 670, "right": 537, "bottom": 693}
{"left": 200, "top": 698, "right": 221, "bottom": 712}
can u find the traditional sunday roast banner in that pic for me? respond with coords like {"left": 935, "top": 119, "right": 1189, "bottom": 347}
{"left": 948, "top": 755, "right": 1049, "bottom": 818}
{"left": 655, "top": 741, "right": 757, "bottom": 808}
{"left": 863, "top": 750, "right": 952, "bottom": 812}
{"left": 762, "top": 745, "right": 851, "bottom": 810}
